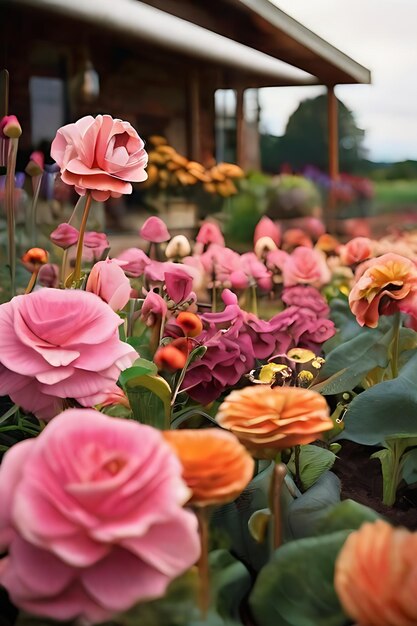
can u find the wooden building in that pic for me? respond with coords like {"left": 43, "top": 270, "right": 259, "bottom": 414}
{"left": 3, "top": 0, "right": 370, "bottom": 185}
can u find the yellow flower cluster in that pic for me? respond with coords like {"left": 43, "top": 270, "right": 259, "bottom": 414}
{"left": 143, "top": 136, "right": 244, "bottom": 197}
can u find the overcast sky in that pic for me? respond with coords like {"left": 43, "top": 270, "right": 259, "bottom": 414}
{"left": 260, "top": 0, "right": 417, "bottom": 162}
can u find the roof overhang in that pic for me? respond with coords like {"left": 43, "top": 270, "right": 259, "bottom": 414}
{"left": 228, "top": 0, "right": 371, "bottom": 84}
{"left": 13, "top": 0, "right": 319, "bottom": 87}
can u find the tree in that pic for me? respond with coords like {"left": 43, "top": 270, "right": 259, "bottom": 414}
{"left": 261, "top": 94, "right": 367, "bottom": 174}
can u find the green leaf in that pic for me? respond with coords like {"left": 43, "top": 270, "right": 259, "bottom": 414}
{"left": 402, "top": 447, "right": 417, "bottom": 485}
{"left": 284, "top": 471, "right": 341, "bottom": 541}
{"left": 287, "top": 445, "right": 336, "bottom": 490}
{"left": 0, "top": 403, "right": 19, "bottom": 425}
{"left": 314, "top": 499, "right": 380, "bottom": 535}
{"left": 342, "top": 350, "right": 417, "bottom": 445}
{"left": 119, "top": 358, "right": 158, "bottom": 386}
{"left": 249, "top": 530, "right": 350, "bottom": 626}
{"left": 125, "top": 374, "right": 172, "bottom": 429}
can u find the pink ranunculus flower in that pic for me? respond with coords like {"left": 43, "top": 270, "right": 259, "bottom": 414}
{"left": 116, "top": 247, "right": 151, "bottom": 277}
{"left": 51, "top": 114, "right": 148, "bottom": 201}
{"left": 86, "top": 258, "right": 131, "bottom": 311}
{"left": 0, "top": 409, "right": 200, "bottom": 623}
{"left": 50, "top": 223, "right": 79, "bottom": 250}
{"left": 283, "top": 246, "right": 331, "bottom": 288}
{"left": 0, "top": 289, "right": 137, "bottom": 420}
{"left": 339, "top": 236, "right": 374, "bottom": 266}
{"left": 139, "top": 216, "right": 170, "bottom": 243}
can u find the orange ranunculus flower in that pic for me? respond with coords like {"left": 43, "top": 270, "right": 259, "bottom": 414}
{"left": 349, "top": 252, "right": 417, "bottom": 328}
{"left": 335, "top": 520, "right": 417, "bottom": 626}
{"left": 163, "top": 429, "right": 254, "bottom": 506}
{"left": 215, "top": 386, "right": 332, "bottom": 458}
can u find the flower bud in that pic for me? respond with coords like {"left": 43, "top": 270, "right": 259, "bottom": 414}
{"left": 21, "top": 247, "right": 48, "bottom": 272}
{"left": 165, "top": 235, "right": 191, "bottom": 259}
{"left": 86, "top": 259, "right": 131, "bottom": 312}
{"left": 50, "top": 223, "right": 79, "bottom": 249}
{"left": 140, "top": 216, "right": 170, "bottom": 243}
{"left": 0, "top": 115, "right": 22, "bottom": 139}
{"left": 176, "top": 311, "right": 203, "bottom": 337}
{"left": 254, "top": 236, "right": 278, "bottom": 258}
{"left": 154, "top": 345, "right": 187, "bottom": 372}
{"left": 25, "top": 151, "right": 44, "bottom": 177}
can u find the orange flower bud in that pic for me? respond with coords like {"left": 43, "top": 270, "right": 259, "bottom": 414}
{"left": 154, "top": 345, "right": 187, "bottom": 372}
{"left": 335, "top": 520, "right": 417, "bottom": 626}
{"left": 216, "top": 385, "right": 333, "bottom": 459}
{"left": 163, "top": 428, "right": 254, "bottom": 506}
{"left": 176, "top": 311, "right": 203, "bottom": 337}
{"left": 21, "top": 247, "right": 49, "bottom": 272}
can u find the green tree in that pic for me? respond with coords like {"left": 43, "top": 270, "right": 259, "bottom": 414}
{"left": 261, "top": 93, "right": 366, "bottom": 173}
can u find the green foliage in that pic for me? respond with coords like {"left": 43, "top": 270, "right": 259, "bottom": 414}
{"left": 342, "top": 350, "right": 417, "bottom": 445}
{"left": 261, "top": 93, "right": 366, "bottom": 173}
{"left": 287, "top": 445, "right": 336, "bottom": 490}
{"left": 223, "top": 172, "right": 272, "bottom": 244}
{"left": 314, "top": 499, "right": 380, "bottom": 535}
{"left": 265, "top": 175, "right": 321, "bottom": 220}
{"left": 249, "top": 530, "right": 350, "bottom": 626}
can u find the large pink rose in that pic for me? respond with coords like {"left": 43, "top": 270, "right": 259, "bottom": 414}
{"left": 0, "top": 409, "right": 200, "bottom": 623}
{"left": 51, "top": 115, "right": 148, "bottom": 201}
{"left": 0, "top": 289, "right": 137, "bottom": 420}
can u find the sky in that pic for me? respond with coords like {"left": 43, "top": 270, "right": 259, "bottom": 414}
{"left": 260, "top": 0, "right": 417, "bottom": 162}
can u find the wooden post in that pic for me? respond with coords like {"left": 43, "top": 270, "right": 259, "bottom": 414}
{"left": 236, "top": 86, "right": 244, "bottom": 167}
{"left": 188, "top": 69, "right": 201, "bottom": 161}
{"left": 327, "top": 86, "right": 339, "bottom": 233}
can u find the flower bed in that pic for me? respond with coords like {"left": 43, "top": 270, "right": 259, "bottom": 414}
{"left": 1, "top": 112, "right": 417, "bottom": 626}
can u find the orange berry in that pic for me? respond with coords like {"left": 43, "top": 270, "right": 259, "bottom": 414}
{"left": 176, "top": 312, "right": 203, "bottom": 337}
{"left": 154, "top": 345, "right": 187, "bottom": 372}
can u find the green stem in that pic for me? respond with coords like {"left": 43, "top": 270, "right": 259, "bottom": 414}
{"left": 382, "top": 442, "right": 402, "bottom": 507}
{"left": 5, "top": 137, "right": 18, "bottom": 297}
{"left": 29, "top": 175, "right": 42, "bottom": 247}
{"left": 294, "top": 445, "right": 304, "bottom": 492}
{"left": 390, "top": 311, "right": 401, "bottom": 379}
{"left": 251, "top": 283, "right": 258, "bottom": 316}
{"left": 73, "top": 192, "right": 92, "bottom": 283}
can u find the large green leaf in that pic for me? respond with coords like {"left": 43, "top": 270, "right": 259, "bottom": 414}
{"left": 284, "top": 471, "right": 341, "bottom": 541}
{"left": 314, "top": 499, "right": 380, "bottom": 535}
{"left": 287, "top": 445, "right": 336, "bottom": 490}
{"left": 342, "top": 350, "right": 417, "bottom": 445}
{"left": 119, "top": 358, "right": 158, "bottom": 386}
{"left": 249, "top": 530, "right": 350, "bottom": 626}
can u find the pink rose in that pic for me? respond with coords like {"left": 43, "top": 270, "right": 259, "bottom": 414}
{"left": 51, "top": 115, "right": 148, "bottom": 201}
{"left": 0, "top": 409, "right": 200, "bottom": 623}
{"left": 86, "top": 258, "right": 131, "bottom": 311}
{"left": 0, "top": 289, "right": 137, "bottom": 420}
{"left": 283, "top": 246, "right": 331, "bottom": 288}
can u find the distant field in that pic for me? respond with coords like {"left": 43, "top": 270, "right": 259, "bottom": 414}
{"left": 372, "top": 179, "right": 417, "bottom": 213}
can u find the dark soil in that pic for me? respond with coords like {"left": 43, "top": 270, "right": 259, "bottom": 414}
{"left": 334, "top": 440, "right": 417, "bottom": 528}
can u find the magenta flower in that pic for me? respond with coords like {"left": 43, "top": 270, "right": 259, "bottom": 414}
{"left": 50, "top": 223, "right": 79, "bottom": 250}
{"left": 0, "top": 409, "right": 200, "bottom": 623}
{"left": 165, "top": 269, "right": 193, "bottom": 304}
{"left": 282, "top": 285, "right": 330, "bottom": 317}
{"left": 116, "top": 247, "right": 151, "bottom": 277}
{"left": 141, "top": 290, "right": 168, "bottom": 326}
{"left": 51, "top": 115, "right": 148, "bottom": 201}
{"left": 0, "top": 289, "right": 137, "bottom": 420}
{"left": 37, "top": 263, "right": 59, "bottom": 288}
{"left": 241, "top": 252, "right": 273, "bottom": 292}
{"left": 86, "top": 258, "right": 132, "bottom": 311}
{"left": 140, "top": 216, "right": 170, "bottom": 243}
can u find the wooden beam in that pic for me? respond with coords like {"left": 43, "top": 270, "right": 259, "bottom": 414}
{"left": 188, "top": 69, "right": 201, "bottom": 161}
{"left": 326, "top": 85, "right": 339, "bottom": 232}
{"left": 236, "top": 87, "right": 244, "bottom": 166}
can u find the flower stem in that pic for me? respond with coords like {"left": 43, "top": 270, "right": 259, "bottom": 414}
{"left": 293, "top": 445, "right": 304, "bottom": 492}
{"left": 390, "top": 311, "right": 401, "bottom": 379}
{"left": 270, "top": 462, "right": 287, "bottom": 550}
{"left": 25, "top": 269, "right": 39, "bottom": 294}
{"left": 251, "top": 284, "right": 258, "bottom": 316}
{"left": 73, "top": 192, "right": 92, "bottom": 283}
{"left": 5, "top": 137, "right": 18, "bottom": 297}
{"left": 382, "top": 442, "right": 402, "bottom": 507}
{"left": 195, "top": 507, "right": 210, "bottom": 619}
{"left": 29, "top": 174, "right": 42, "bottom": 247}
